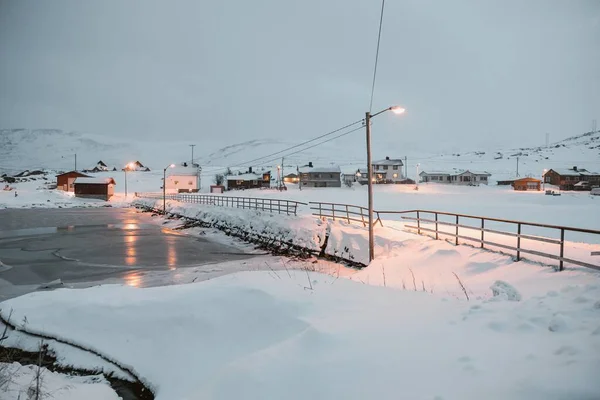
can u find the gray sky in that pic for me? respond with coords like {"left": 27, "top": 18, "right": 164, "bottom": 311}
{"left": 1, "top": 0, "right": 599, "bottom": 154}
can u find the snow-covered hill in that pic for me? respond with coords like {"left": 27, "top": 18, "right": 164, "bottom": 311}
{"left": 1, "top": 128, "right": 598, "bottom": 181}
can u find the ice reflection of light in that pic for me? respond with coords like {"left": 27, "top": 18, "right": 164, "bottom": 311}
{"left": 124, "top": 223, "right": 138, "bottom": 230}
{"left": 124, "top": 233, "right": 137, "bottom": 266}
{"left": 124, "top": 272, "right": 141, "bottom": 287}
{"left": 167, "top": 237, "right": 177, "bottom": 270}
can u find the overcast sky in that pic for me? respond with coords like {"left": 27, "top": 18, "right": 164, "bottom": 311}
{"left": 1, "top": 0, "right": 599, "bottom": 153}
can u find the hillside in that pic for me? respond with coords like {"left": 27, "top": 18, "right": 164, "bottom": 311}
{"left": 1, "top": 128, "right": 599, "bottom": 181}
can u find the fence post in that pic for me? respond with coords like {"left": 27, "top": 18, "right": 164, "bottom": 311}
{"left": 361, "top": 207, "right": 366, "bottom": 227}
{"left": 480, "top": 218, "right": 484, "bottom": 248}
{"left": 455, "top": 215, "right": 459, "bottom": 245}
{"left": 345, "top": 205, "right": 350, "bottom": 223}
{"left": 417, "top": 211, "right": 421, "bottom": 234}
{"left": 559, "top": 228, "right": 565, "bottom": 271}
{"left": 435, "top": 212, "right": 438, "bottom": 240}
{"left": 516, "top": 223, "right": 521, "bottom": 261}
{"left": 332, "top": 204, "right": 335, "bottom": 221}
{"left": 319, "top": 202, "right": 322, "bottom": 218}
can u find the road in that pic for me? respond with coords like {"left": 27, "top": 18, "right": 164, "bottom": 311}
{"left": 0, "top": 208, "right": 255, "bottom": 300}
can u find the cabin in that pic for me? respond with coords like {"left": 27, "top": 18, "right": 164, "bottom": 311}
{"left": 513, "top": 177, "right": 541, "bottom": 191}
{"left": 419, "top": 172, "right": 451, "bottom": 183}
{"left": 56, "top": 171, "right": 91, "bottom": 192}
{"left": 298, "top": 163, "right": 341, "bottom": 188}
{"left": 73, "top": 177, "right": 115, "bottom": 201}
{"left": 283, "top": 173, "right": 299, "bottom": 184}
{"left": 165, "top": 167, "right": 200, "bottom": 193}
{"left": 543, "top": 167, "right": 600, "bottom": 190}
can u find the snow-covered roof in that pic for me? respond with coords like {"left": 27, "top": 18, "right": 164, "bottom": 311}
{"left": 226, "top": 173, "right": 263, "bottom": 181}
{"left": 372, "top": 158, "right": 404, "bottom": 166}
{"left": 547, "top": 168, "right": 581, "bottom": 176}
{"left": 455, "top": 170, "right": 491, "bottom": 176}
{"left": 298, "top": 165, "right": 341, "bottom": 174}
{"left": 73, "top": 177, "right": 115, "bottom": 185}
{"left": 168, "top": 167, "right": 199, "bottom": 176}
{"left": 420, "top": 171, "right": 451, "bottom": 176}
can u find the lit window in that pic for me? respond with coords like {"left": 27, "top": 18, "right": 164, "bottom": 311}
{"left": 393, "top": 173, "right": 398, "bottom": 178}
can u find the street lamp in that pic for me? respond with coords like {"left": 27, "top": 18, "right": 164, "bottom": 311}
{"left": 365, "top": 105, "right": 406, "bottom": 262}
{"left": 163, "top": 164, "right": 176, "bottom": 214}
{"left": 124, "top": 162, "right": 134, "bottom": 198}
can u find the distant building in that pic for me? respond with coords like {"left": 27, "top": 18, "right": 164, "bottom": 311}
{"left": 226, "top": 173, "right": 270, "bottom": 190}
{"left": 371, "top": 156, "right": 404, "bottom": 183}
{"left": 56, "top": 171, "right": 91, "bottom": 192}
{"left": 165, "top": 167, "right": 200, "bottom": 193}
{"left": 298, "top": 163, "right": 341, "bottom": 188}
{"left": 73, "top": 177, "right": 115, "bottom": 201}
{"left": 420, "top": 170, "right": 491, "bottom": 185}
{"left": 283, "top": 173, "right": 299, "bottom": 184}
{"left": 543, "top": 167, "right": 600, "bottom": 190}
{"left": 513, "top": 177, "right": 541, "bottom": 191}
{"left": 496, "top": 178, "right": 517, "bottom": 186}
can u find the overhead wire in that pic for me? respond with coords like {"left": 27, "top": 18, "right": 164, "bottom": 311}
{"left": 369, "top": 0, "right": 386, "bottom": 113}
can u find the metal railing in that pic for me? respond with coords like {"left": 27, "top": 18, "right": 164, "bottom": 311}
{"left": 135, "top": 192, "right": 306, "bottom": 216}
{"left": 310, "top": 201, "right": 600, "bottom": 271}
{"left": 308, "top": 201, "right": 383, "bottom": 227}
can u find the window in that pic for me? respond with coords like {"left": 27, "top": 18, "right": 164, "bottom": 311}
{"left": 392, "top": 173, "right": 398, "bottom": 178}
{"left": 392, "top": 165, "right": 398, "bottom": 170}
{"left": 432, "top": 176, "right": 438, "bottom": 181}
{"left": 480, "top": 176, "right": 487, "bottom": 181}
{"left": 329, "top": 174, "right": 334, "bottom": 179}
{"left": 383, "top": 165, "right": 388, "bottom": 170}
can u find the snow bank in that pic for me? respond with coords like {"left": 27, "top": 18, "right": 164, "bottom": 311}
{"left": 1, "top": 271, "right": 599, "bottom": 400}
{"left": 0, "top": 362, "right": 119, "bottom": 400}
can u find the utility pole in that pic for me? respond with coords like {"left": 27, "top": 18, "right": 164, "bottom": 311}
{"left": 189, "top": 144, "right": 196, "bottom": 166}
{"left": 280, "top": 157, "right": 285, "bottom": 189}
{"left": 516, "top": 157, "right": 519, "bottom": 177}
{"left": 404, "top": 156, "right": 407, "bottom": 178}
{"left": 545, "top": 133, "right": 549, "bottom": 148}
{"left": 416, "top": 163, "right": 420, "bottom": 190}
{"left": 365, "top": 111, "right": 375, "bottom": 262}
{"left": 198, "top": 166, "right": 202, "bottom": 190}
{"left": 593, "top": 119, "right": 597, "bottom": 134}
{"left": 74, "top": 154, "right": 77, "bottom": 171}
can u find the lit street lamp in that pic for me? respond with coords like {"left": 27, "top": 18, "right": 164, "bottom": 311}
{"left": 365, "top": 106, "right": 405, "bottom": 262}
{"left": 124, "top": 162, "right": 134, "bottom": 198}
{"left": 163, "top": 164, "right": 176, "bottom": 213}
{"left": 542, "top": 169, "right": 548, "bottom": 191}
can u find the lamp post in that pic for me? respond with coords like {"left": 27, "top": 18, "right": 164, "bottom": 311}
{"left": 163, "top": 164, "right": 175, "bottom": 214}
{"left": 124, "top": 162, "right": 134, "bottom": 198}
{"left": 365, "top": 106, "right": 405, "bottom": 262}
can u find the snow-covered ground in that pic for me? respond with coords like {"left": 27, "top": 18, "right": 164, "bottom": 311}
{"left": 1, "top": 361, "right": 119, "bottom": 400}
{"left": 2, "top": 268, "right": 599, "bottom": 400}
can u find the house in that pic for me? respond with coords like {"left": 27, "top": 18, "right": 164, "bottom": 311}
{"left": 56, "top": 171, "right": 91, "bottom": 192}
{"left": 73, "top": 177, "right": 115, "bottom": 201}
{"left": 497, "top": 178, "right": 517, "bottom": 186}
{"left": 283, "top": 173, "right": 299, "bottom": 184}
{"left": 298, "top": 163, "right": 341, "bottom": 188}
{"left": 419, "top": 170, "right": 491, "bottom": 185}
{"left": 450, "top": 170, "right": 491, "bottom": 185}
{"left": 226, "top": 173, "right": 269, "bottom": 190}
{"left": 371, "top": 156, "right": 404, "bottom": 183}
{"left": 543, "top": 167, "right": 600, "bottom": 190}
{"left": 419, "top": 171, "right": 451, "bottom": 183}
{"left": 95, "top": 161, "right": 109, "bottom": 171}
{"left": 513, "top": 177, "right": 541, "bottom": 191}
{"left": 165, "top": 167, "right": 200, "bottom": 193}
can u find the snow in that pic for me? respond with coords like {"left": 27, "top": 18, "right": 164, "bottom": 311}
{"left": 298, "top": 165, "right": 341, "bottom": 173}
{"left": 1, "top": 269, "right": 599, "bottom": 400}
{"left": 0, "top": 362, "right": 119, "bottom": 400}
{"left": 225, "top": 173, "right": 263, "bottom": 181}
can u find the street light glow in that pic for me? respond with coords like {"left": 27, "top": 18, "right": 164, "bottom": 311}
{"left": 390, "top": 106, "right": 406, "bottom": 115}
{"left": 169, "top": 164, "right": 176, "bottom": 168}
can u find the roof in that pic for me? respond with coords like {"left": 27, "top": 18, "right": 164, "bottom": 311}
{"left": 73, "top": 177, "right": 115, "bottom": 185}
{"left": 372, "top": 158, "right": 404, "bottom": 166}
{"left": 420, "top": 171, "right": 451, "bottom": 176}
{"left": 546, "top": 168, "right": 599, "bottom": 176}
{"left": 56, "top": 171, "right": 90, "bottom": 178}
{"left": 226, "top": 173, "right": 263, "bottom": 181}
{"left": 455, "top": 170, "right": 491, "bottom": 176}
{"left": 514, "top": 177, "right": 541, "bottom": 183}
{"left": 284, "top": 173, "right": 298, "bottom": 178}
{"left": 298, "top": 165, "right": 341, "bottom": 174}
{"left": 167, "top": 167, "right": 199, "bottom": 176}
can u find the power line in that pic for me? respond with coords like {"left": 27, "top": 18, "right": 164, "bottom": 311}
{"left": 229, "top": 118, "right": 365, "bottom": 167}
{"left": 369, "top": 0, "right": 386, "bottom": 112}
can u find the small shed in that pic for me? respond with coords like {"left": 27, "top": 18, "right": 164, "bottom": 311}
{"left": 56, "top": 171, "right": 91, "bottom": 192}
{"left": 513, "top": 177, "right": 541, "bottom": 191}
{"left": 73, "top": 177, "right": 116, "bottom": 200}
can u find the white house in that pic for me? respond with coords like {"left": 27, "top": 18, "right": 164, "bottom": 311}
{"left": 420, "top": 170, "right": 491, "bottom": 185}
{"left": 165, "top": 167, "right": 200, "bottom": 193}
{"left": 371, "top": 156, "right": 404, "bottom": 183}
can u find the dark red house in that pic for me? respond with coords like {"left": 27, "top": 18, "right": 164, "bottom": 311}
{"left": 56, "top": 171, "right": 90, "bottom": 192}
{"left": 73, "top": 177, "right": 116, "bottom": 201}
